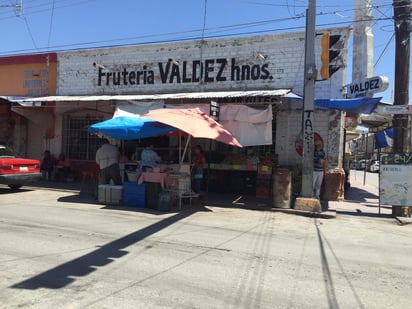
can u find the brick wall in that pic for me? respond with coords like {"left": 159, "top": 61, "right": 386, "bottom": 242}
{"left": 57, "top": 27, "right": 350, "bottom": 99}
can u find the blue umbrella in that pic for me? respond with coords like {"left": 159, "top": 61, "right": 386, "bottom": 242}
{"left": 89, "top": 116, "right": 177, "bottom": 140}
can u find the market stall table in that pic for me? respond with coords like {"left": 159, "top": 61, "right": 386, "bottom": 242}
{"left": 138, "top": 172, "right": 168, "bottom": 189}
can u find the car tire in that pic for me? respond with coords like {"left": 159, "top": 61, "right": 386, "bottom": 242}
{"left": 8, "top": 184, "right": 22, "bottom": 190}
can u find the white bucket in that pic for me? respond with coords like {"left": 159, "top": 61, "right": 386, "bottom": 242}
{"left": 126, "top": 171, "right": 140, "bottom": 182}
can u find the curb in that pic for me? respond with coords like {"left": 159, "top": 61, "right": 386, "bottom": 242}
{"left": 395, "top": 217, "right": 412, "bottom": 225}
{"left": 267, "top": 207, "right": 336, "bottom": 219}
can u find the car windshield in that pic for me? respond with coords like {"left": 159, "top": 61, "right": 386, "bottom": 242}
{"left": 0, "top": 146, "right": 17, "bottom": 158}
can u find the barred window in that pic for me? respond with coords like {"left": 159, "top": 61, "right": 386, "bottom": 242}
{"left": 62, "top": 115, "right": 101, "bottom": 160}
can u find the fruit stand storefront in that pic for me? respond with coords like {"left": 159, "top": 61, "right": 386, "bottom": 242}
{"left": 89, "top": 106, "right": 243, "bottom": 210}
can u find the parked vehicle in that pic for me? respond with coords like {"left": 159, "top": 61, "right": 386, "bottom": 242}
{"left": 349, "top": 160, "right": 357, "bottom": 169}
{"left": 0, "top": 145, "right": 42, "bottom": 190}
{"left": 355, "top": 159, "right": 367, "bottom": 170}
{"left": 367, "top": 160, "right": 380, "bottom": 172}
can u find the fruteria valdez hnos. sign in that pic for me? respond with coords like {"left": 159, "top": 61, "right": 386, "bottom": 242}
{"left": 346, "top": 75, "right": 389, "bottom": 98}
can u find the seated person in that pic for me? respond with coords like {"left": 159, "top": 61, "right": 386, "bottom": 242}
{"left": 40, "top": 150, "right": 55, "bottom": 180}
{"left": 141, "top": 142, "right": 161, "bottom": 172}
{"left": 119, "top": 149, "right": 129, "bottom": 163}
{"left": 56, "top": 153, "right": 71, "bottom": 180}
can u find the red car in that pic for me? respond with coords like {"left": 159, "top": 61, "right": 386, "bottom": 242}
{"left": 0, "top": 145, "right": 42, "bottom": 190}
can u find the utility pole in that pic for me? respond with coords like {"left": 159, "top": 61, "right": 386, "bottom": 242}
{"left": 352, "top": 0, "right": 374, "bottom": 81}
{"left": 393, "top": 0, "right": 411, "bottom": 153}
{"left": 300, "top": 0, "right": 317, "bottom": 198}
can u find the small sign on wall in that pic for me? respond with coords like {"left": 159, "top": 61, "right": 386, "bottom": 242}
{"left": 379, "top": 153, "right": 412, "bottom": 206}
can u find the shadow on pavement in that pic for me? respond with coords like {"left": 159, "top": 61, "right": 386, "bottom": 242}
{"left": 11, "top": 206, "right": 208, "bottom": 290}
{"left": 336, "top": 210, "right": 392, "bottom": 219}
{"left": 344, "top": 186, "right": 378, "bottom": 202}
{"left": 335, "top": 183, "right": 393, "bottom": 219}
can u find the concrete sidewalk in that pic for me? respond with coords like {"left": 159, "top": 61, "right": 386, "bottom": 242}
{"left": 24, "top": 175, "right": 410, "bottom": 223}
{"left": 327, "top": 174, "right": 412, "bottom": 225}
{"left": 327, "top": 176, "right": 392, "bottom": 219}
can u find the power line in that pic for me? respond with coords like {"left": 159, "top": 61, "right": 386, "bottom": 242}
{"left": 22, "top": 16, "right": 38, "bottom": 49}
{"left": 0, "top": 0, "right": 397, "bottom": 56}
{"left": 47, "top": 0, "right": 55, "bottom": 49}
{"left": 0, "top": 16, "right": 393, "bottom": 56}
{"left": 375, "top": 33, "right": 395, "bottom": 67}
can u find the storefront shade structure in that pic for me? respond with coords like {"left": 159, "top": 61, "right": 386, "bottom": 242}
{"left": 89, "top": 107, "right": 242, "bottom": 163}
{"left": 90, "top": 108, "right": 241, "bottom": 146}
{"left": 140, "top": 108, "right": 242, "bottom": 147}
{"left": 285, "top": 93, "right": 382, "bottom": 115}
{"left": 89, "top": 116, "right": 177, "bottom": 140}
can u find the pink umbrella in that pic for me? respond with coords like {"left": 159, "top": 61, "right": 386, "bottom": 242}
{"left": 140, "top": 107, "right": 242, "bottom": 147}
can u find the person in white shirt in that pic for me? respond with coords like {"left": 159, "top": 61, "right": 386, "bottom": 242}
{"left": 95, "top": 139, "right": 122, "bottom": 185}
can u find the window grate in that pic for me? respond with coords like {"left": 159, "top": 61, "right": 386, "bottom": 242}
{"left": 62, "top": 116, "right": 101, "bottom": 160}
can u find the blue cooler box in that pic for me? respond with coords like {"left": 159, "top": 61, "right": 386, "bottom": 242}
{"left": 123, "top": 182, "right": 146, "bottom": 208}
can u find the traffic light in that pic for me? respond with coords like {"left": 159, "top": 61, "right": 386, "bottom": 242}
{"left": 320, "top": 32, "right": 342, "bottom": 80}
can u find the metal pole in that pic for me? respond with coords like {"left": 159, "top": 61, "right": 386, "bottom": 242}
{"left": 363, "top": 133, "right": 368, "bottom": 185}
{"left": 301, "top": 0, "right": 317, "bottom": 197}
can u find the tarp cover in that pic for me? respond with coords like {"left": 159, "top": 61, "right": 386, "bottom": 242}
{"left": 89, "top": 116, "right": 177, "bottom": 140}
{"left": 315, "top": 97, "right": 382, "bottom": 114}
{"left": 218, "top": 104, "right": 273, "bottom": 146}
{"left": 140, "top": 108, "right": 242, "bottom": 147}
{"left": 166, "top": 104, "right": 273, "bottom": 146}
{"left": 285, "top": 93, "right": 382, "bottom": 114}
{"left": 375, "top": 128, "right": 394, "bottom": 149}
{"left": 113, "top": 101, "right": 164, "bottom": 117}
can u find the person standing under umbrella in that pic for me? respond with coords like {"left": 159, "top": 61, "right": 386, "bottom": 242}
{"left": 95, "top": 139, "right": 122, "bottom": 185}
{"left": 192, "top": 145, "right": 206, "bottom": 194}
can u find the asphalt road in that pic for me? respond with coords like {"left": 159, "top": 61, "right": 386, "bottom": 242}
{"left": 0, "top": 184, "right": 411, "bottom": 309}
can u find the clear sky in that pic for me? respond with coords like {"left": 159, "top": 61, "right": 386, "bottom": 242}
{"left": 0, "top": 0, "right": 401, "bottom": 103}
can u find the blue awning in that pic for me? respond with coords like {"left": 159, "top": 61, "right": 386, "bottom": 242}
{"left": 314, "top": 97, "right": 382, "bottom": 114}
{"left": 89, "top": 116, "right": 177, "bottom": 140}
{"left": 285, "top": 93, "right": 382, "bottom": 114}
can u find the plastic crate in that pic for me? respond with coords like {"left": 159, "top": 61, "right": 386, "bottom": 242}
{"left": 123, "top": 182, "right": 146, "bottom": 208}
{"left": 98, "top": 185, "right": 123, "bottom": 205}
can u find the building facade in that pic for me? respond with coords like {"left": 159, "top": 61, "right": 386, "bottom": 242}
{"left": 3, "top": 27, "right": 351, "bottom": 190}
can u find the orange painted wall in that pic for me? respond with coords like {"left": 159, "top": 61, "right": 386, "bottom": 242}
{"left": 0, "top": 53, "right": 57, "bottom": 96}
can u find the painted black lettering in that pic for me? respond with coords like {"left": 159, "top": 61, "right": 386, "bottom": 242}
{"left": 241, "top": 65, "right": 250, "bottom": 80}
{"left": 98, "top": 68, "right": 105, "bottom": 86}
{"left": 192, "top": 60, "right": 201, "bottom": 82}
{"left": 251, "top": 64, "right": 260, "bottom": 80}
{"left": 216, "top": 58, "right": 227, "bottom": 81}
{"left": 204, "top": 59, "right": 215, "bottom": 82}
{"left": 147, "top": 71, "right": 154, "bottom": 84}
{"left": 260, "top": 64, "right": 270, "bottom": 80}
{"left": 136, "top": 71, "right": 142, "bottom": 84}
{"left": 169, "top": 64, "right": 181, "bottom": 83}
{"left": 113, "top": 72, "right": 121, "bottom": 85}
{"left": 129, "top": 71, "right": 136, "bottom": 85}
{"left": 106, "top": 72, "right": 112, "bottom": 86}
{"left": 182, "top": 61, "right": 191, "bottom": 83}
{"left": 122, "top": 68, "right": 128, "bottom": 85}
{"left": 231, "top": 58, "right": 240, "bottom": 81}
{"left": 158, "top": 62, "right": 171, "bottom": 83}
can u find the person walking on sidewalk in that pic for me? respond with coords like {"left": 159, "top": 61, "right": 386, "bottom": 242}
{"left": 313, "top": 140, "right": 327, "bottom": 199}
